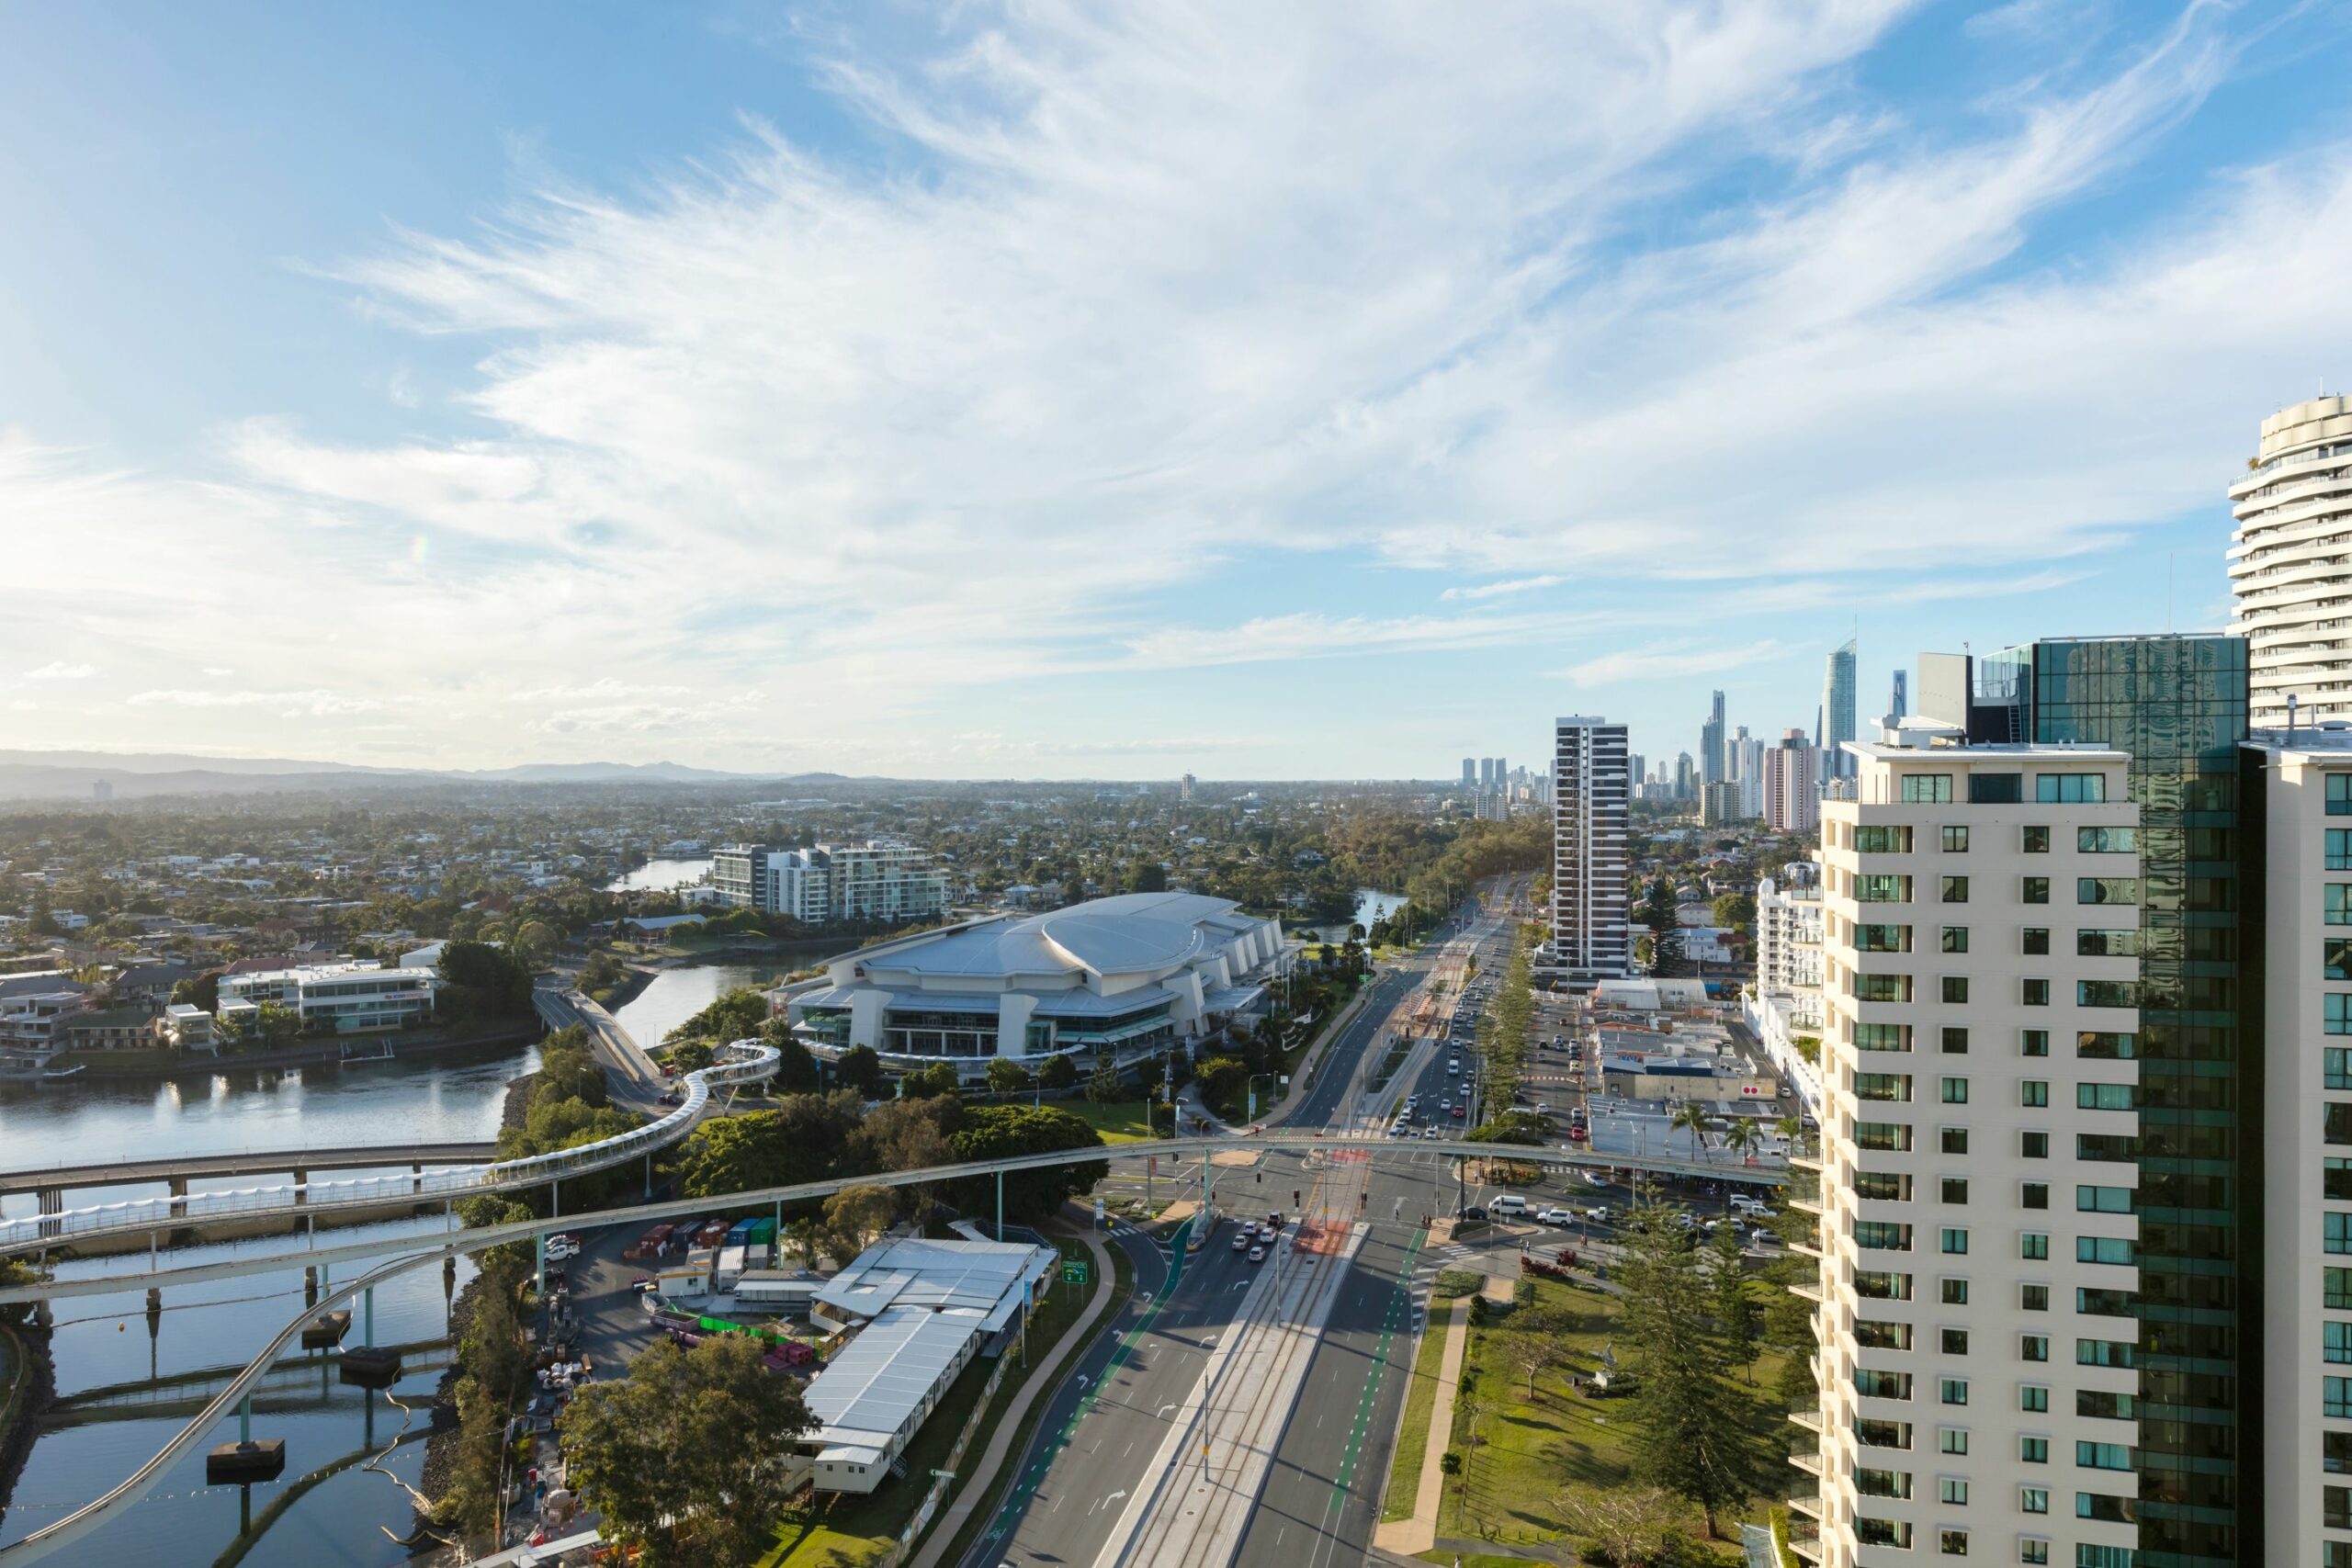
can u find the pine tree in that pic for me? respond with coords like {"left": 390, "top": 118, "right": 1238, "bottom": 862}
{"left": 1615, "top": 1203, "right": 1757, "bottom": 1537}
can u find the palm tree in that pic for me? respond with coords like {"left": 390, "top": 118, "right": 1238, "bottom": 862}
{"left": 1720, "top": 1117, "right": 1759, "bottom": 1165}
{"left": 1671, "top": 1100, "right": 1713, "bottom": 1162}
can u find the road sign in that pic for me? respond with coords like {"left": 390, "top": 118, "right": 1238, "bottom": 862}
{"left": 1062, "top": 1258, "right": 1091, "bottom": 1284}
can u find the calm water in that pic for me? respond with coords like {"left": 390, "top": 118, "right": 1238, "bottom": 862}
{"left": 602, "top": 856, "right": 711, "bottom": 892}
{"left": 609, "top": 964, "right": 767, "bottom": 1048}
{"left": 1353, "top": 888, "right": 1407, "bottom": 930}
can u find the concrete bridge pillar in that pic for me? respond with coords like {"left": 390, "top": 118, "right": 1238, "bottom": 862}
{"left": 167, "top": 1175, "right": 188, "bottom": 1219}
{"left": 37, "top": 1186, "right": 61, "bottom": 1240}
{"left": 411, "top": 1162, "right": 423, "bottom": 1195}
{"left": 303, "top": 1266, "right": 318, "bottom": 1308}
{"left": 292, "top": 1170, "right": 308, "bottom": 1206}
{"left": 32, "top": 1299, "right": 51, "bottom": 1331}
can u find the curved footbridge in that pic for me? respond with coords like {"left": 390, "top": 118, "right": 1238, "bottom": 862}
{"left": 0, "top": 1037, "right": 779, "bottom": 1258}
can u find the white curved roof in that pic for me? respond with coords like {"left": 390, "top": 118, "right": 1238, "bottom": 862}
{"left": 859, "top": 892, "right": 1262, "bottom": 985}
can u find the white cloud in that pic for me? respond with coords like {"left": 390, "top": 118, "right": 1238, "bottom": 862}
{"left": 201, "top": 667, "right": 236, "bottom": 677}
{"left": 129, "top": 688, "right": 386, "bottom": 717}
{"left": 1440, "top": 576, "right": 1563, "bottom": 603}
{"left": 1556, "top": 641, "right": 1787, "bottom": 686}
{"left": 23, "top": 660, "right": 95, "bottom": 680}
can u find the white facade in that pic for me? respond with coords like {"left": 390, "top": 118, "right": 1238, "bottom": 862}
{"left": 1768, "top": 730, "right": 1822, "bottom": 832}
{"left": 1801, "top": 739, "right": 2142, "bottom": 1568}
{"left": 2246, "top": 735, "right": 2352, "bottom": 1565}
{"left": 1750, "top": 864, "right": 1827, "bottom": 1113}
{"left": 786, "top": 891, "right": 1283, "bottom": 1081}
{"left": 2229, "top": 396, "right": 2352, "bottom": 728}
{"left": 713, "top": 840, "right": 948, "bottom": 925}
{"left": 217, "top": 961, "right": 440, "bottom": 1034}
{"left": 1544, "top": 716, "right": 1633, "bottom": 985}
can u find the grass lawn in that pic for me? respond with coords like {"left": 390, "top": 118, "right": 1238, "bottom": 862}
{"left": 758, "top": 1235, "right": 1109, "bottom": 1567}
{"left": 1437, "top": 1275, "right": 1794, "bottom": 1551}
{"left": 1058, "top": 1099, "right": 1162, "bottom": 1144}
{"left": 1380, "top": 1301, "right": 1453, "bottom": 1522}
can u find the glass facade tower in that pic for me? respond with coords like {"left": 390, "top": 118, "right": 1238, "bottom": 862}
{"left": 2021, "top": 635, "right": 2255, "bottom": 1568}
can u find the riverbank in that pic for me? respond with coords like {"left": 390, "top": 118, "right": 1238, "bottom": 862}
{"left": 39, "top": 1021, "right": 544, "bottom": 1085}
{"left": 0, "top": 1319, "right": 53, "bottom": 1532}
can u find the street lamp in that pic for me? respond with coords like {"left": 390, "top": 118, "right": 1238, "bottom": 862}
{"left": 1248, "top": 1071, "right": 1285, "bottom": 1122}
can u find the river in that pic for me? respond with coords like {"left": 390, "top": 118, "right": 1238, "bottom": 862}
{"left": 603, "top": 856, "right": 711, "bottom": 893}
{"left": 608, "top": 963, "right": 770, "bottom": 1048}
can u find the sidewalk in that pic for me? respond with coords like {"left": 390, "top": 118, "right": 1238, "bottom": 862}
{"left": 1374, "top": 1293, "right": 1471, "bottom": 1557}
{"left": 904, "top": 1217, "right": 1119, "bottom": 1568}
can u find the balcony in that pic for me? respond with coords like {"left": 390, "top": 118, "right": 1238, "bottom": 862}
{"left": 1791, "top": 1193, "right": 1825, "bottom": 1217}
{"left": 1789, "top": 1148, "right": 1826, "bottom": 1173}
{"left": 1790, "top": 1233, "right": 1826, "bottom": 1259}
{"left": 1790, "top": 1448, "right": 1824, "bottom": 1478}
{"left": 1790, "top": 1279, "right": 1827, "bottom": 1303}
{"left": 1789, "top": 1407, "right": 1826, "bottom": 1436}
{"left": 1789, "top": 1493, "right": 1825, "bottom": 1521}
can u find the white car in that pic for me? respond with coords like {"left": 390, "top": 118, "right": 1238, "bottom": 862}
{"left": 1248, "top": 1245, "right": 1267, "bottom": 1263}
{"left": 1232, "top": 1231, "right": 1251, "bottom": 1252}
{"left": 1536, "top": 1207, "right": 1576, "bottom": 1226}
{"left": 1585, "top": 1206, "right": 1611, "bottom": 1223}
{"left": 1581, "top": 1171, "right": 1609, "bottom": 1188}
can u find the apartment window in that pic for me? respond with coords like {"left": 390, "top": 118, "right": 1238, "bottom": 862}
{"left": 1902, "top": 774, "right": 1954, "bottom": 804}
{"left": 1857, "top": 1368, "right": 1915, "bottom": 1399}
{"left": 1858, "top": 1122, "right": 1915, "bottom": 1152}
{"left": 2021, "top": 1485, "right": 2050, "bottom": 1513}
{"left": 1942, "top": 1027, "right": 1970, "bottom": 1055}
{"left": 2020, "top": 1232, "right": 2051, "bottom": 1260}
{"left": 1939, "top": 1529, "right": 1969, "bottom": 1556}
{"left": 2023, "top": 877, "right": 2051, "bottom": 905}
{"left": 2022, "top": 978, "right": 2050, "bottom": 1007}
{"left": 1856, "top": 1022, "right": 1913, "bottom": 1052}
{"left": 1940, "top": 1377, "right": 1969, "bottom": 1405}
{"left": 1942, "top": 976, "right": 1970, "bottom": 1004}
{"left": 1940, "top": 1227, "right": 1969, "bottom": 1255}
{"left": 2075, "top": 1494, "right": 2133, "bottom": 1524}
{"left": 2022, "top": 825, "right": 2051, "bottom": 852}
{"left": 2021, "top": 1080, "right": 2050, "bottom": 1108}
{"left": 1857, "top": 1319, "right": 1915, "bottom": 1350}
{"left": 1940, "top": 1077, "right": 1970, "bottom": 1104}
{"left": 2021, "top": 1284, "right": 2050, "bottom": 1312}
{"left": 1857, "top": 825, "right": 1915, "bottom": 852}
{"left": 2331, "top": 1431, "right": 2352, "bottom": 1473}
{"left": 2022, "top": 1438, "right": 2051, "bottom": 1467}
{"left": 2333, "top": 829, "right": 2352, "bottom": 870}
{"left": 2075, "top": 827, "right": 2134, "bottom": 853}
{"left": 2022, "top": 927, "right": 2051, "bottom": 955}
{"left": 2077, "top": 1235, "right": 2134, "bottom": 1266}
{"left": 1857, "top": 1518, "right": 1914, "bottom": 1548}
{"left": 2329, "top": 1376, "right": 2352, "bottom": 1419}
{"left": 2333, "top": 1103, "right": 2352, "bottom": 1145}
{"left": 2329, "top": 995, "right": 2352, "bottom": 1036}
{"left": 2076, "top": 1032, "right": 2135, "bottom": 1059}
{"left": 1941, "top": 925, "right": 1970, "bottom": 953}
{"left": 2327, "top": 1269, "right": 2352, "bottom": 1311}
{"left": 2330, "top": 774, "right": 2352, "bottom": 816}
{"left": 2078, "top": 1390, "right": 2132, "bottom": 1421}
{"left": 1856, "top": 1271, "right": 1916, "bottom": 1301}
{"left": 1970, "top": 773, "right": 2023, "bottom": 804}
{"left": 2076, "top": 1083, "right": 2132, "bottom": 1111}
{"left": 1857, "top": 1417, "right": 1914, "bottom": 1448}
{"left": 1942, "top": 826, "right": 1970, "bottom": 852}
{"left": 2076, "top": 1186, "right": 2132, "bottom": 1214}
{"left": 2075, "top": 1441, "right": 2131, "bottom": 1472}
{"left": 1941, "top": 1126, "right": 1970, "bottom": 1154}
{"left": 2329, "top": 940, "right": 2352, "bottom": 980}
{"left": 2021, "top": 1131, "right": 2050, "bottom": 1158}
{"left": 2076, "top": 877, "right": 2139, "bottom": 906}
{"left": 2328, "top": 1213, "right": 2352, "bottom": 1255}
{"left": 2330, "top": 886, "right": 2352, "bottom": 925}
{"left": 2019, "top": 1540, "right": 2050, "bottom": 1564}
{"left": 1856, "top": 1171, "right": 1914, "bottom": 1201}
{"left": 2035, "top": 773, "right": 2106, "bottom": 803}
{"left": 1856, "top": 1072, "right": 1913, "bottom": 1102}
{"left": 2328, "top": 1486, "right": 2352, "bottom": 1532}
{"left": 1941, "top": 1327, "right": 1970, "bottom": 1355}
{"left": 2329, "top": 1160, "right": 2352, "bottom": 1201}
{"left": 2076, "top": 1338, "right": 2134, "bottom": 1369}
{"left": 1940, "top": 1177, "right": 1969, "bottom": 1204}
{"left": 1939, "top": 1477, "right": 1969, "bottom": 1505}
{"left": 1858, "top": 1467, "right": 1914, "bottom": 1497}
{"left": 1939, "top": 1427, "right": 1968, "bottom": 1455}
{"left": 1941, "top": 1278, "right": 1969, "bottom": 1305}
{"left": 2021, "top": 1334, "right": 2049, "bottom": 1362}
{"left": 2076, "top": 980, "right": 2137, "bottom": 1009}
{"left": 2020, "top": 1384, "right": 2050, "bottom": 1413}
{"left": 1859, "top": 874, "right": 1915, "bottom": 903}
{"left": 2326, "top": 1322, "right": 2352, "bottom": 1364}
{"left": 1855, "top": 972, "right": 1913, "bottom": 1003}
{"left": 2075, "top": 928, "right": 2138, "bottom": 957}
{"left": 2077, "top": 1548, "right": 2134, "bottom": 1568}
{"left": 1942, "top": 875, "right": 1970, "bottom": 904}
{"left": 2021, "top": 1182, "right": 2049, "bottom": 1210}
{"left": 1857, "top": 1221, "right": 1915, "bottom": 1251}
{"left": 1857, "top": 924, "right": 1914, "bottom": 953}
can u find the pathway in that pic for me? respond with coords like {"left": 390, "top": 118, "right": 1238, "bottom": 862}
{"left": 1373, "top": 1292, "right": 1471, "bottom": 1558}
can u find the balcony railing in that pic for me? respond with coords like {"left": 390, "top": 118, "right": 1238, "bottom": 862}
{"left": 1789, "top": 1493, "right": 1825, "bottom": 1520}
{"left": 1789, "top": 1407, "right": 1826, "bottom": 1435}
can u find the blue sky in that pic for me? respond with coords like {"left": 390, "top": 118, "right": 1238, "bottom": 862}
{"left": 5, "top": 0, "right": 2349, "bottom": 778}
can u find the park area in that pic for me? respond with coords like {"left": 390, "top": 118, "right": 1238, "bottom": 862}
{"left": 1390, "top": 1269, "right": 1800, "bottom": 1565}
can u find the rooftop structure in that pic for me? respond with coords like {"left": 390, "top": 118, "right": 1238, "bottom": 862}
{"left": 216, "top": 960, "right": 439, "bottom": 1035}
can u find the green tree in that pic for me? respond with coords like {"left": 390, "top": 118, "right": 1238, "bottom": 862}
{"left": 1710, "top": 891, "right": 1756, "bottom": 931}
{"left": 678, "top": 1092, "right": 866, "bottom": 1197}
{"left": 664, "top": 987, "right": 770, "bottom": 1046}
{"left": 433, "top": 1374, "right": 509, "bottom": 1536}
{"left": 1085, "top": 1054, "right": 1124, "bottom": 1104}
{"left": 1125, "top": 861, "right": 1170, "bottom": 893}
{"left": 944, "top": 1105, "right": 1107, "bottom": 1217}
{"left": 560, "top": 1335, "right": 815, "bottom": 1567}
{"left": 899, "top": 1061, "right": 961, "bottom": 1100}
{"left": 987, "top": 1056, "right": 1034, "bottom": 1095}
{"left": 1035, "top": 1052, "right": 1080, "bottom": 1091}
{"left": 758, "top": 1018, "right": 821, "bottom": 1092}
{"left": 1616, "top": 1202, "right": 1757, "bottom": 1537}
{"left": 822, "top": 1183, "right": 899, "bottom": 1256}
{"left": 1669, "top": 1100, "right": 1713, "bottom": 1161}
{"left": 1707, "top": 1219, "right": 1763, "bottom": 1382}
{"left": 535, "top": 1026, "right": 608, "bottom": 1109}
{"left": 435, "top": 939, "right": 533, "bottom": 1018}
{"left": 511, "top": 919, "right": 560, "bottom": 970}
{"left": 836, "top": 1043, "right": 888, "bottom": 1100}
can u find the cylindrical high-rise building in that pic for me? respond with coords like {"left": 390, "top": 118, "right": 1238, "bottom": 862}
{"left": 2229, "top": 395, "right": 2352, "bottom": 727}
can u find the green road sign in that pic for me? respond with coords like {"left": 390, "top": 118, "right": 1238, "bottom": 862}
{"left": 1061, "top": 1258, "right": 1091, "bottom": 1284}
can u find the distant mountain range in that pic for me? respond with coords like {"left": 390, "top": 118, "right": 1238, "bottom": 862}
{"left": 0, "top": 750, "right": 842, "bottom": 800}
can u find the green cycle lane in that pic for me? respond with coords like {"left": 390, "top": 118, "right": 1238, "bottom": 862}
{"left": 1331, "top": 1224, "right": 1426, "bottom": 1502}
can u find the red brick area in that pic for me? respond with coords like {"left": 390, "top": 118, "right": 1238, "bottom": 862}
{"left": 1293, "top": 1220, "right": 1353, "bottom": 1255}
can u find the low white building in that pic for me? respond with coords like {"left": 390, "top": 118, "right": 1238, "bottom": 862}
{"left": 217, "top": 960, "right": 439, "bottom": 1035}
{"left": 1745, "top": 863, "right": 1827, "bottom": 1114}
{"left": 791, "top": 1236, "right": 1058, "bottom": 1493}
{"left": 786, "top": 891, "right": 1282, "bottom": 1083}
{"left": 712, "top": 840, "right": 949, "bottom": 926}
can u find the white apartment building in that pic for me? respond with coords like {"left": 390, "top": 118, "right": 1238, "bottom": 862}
{"left": 1748, "top": 863, "right": 1827, "bottom": 1112}
{"left": 1543, "top": 716, "right": 1632, "bottom": 985}
{"left": 2228, "top": 395, "right": 2352, "bottom": 728}
{"left": 711, "top": 840, "right": 949, "bottom": 926}
{"left": 2247, "top": 733, "right": 2352, "bottom": 1564}
{"left": 1801, "top": 737, "right": 2143, "bottom": 1568}
{"left": 217, "top": 961, "right": 440, "bottom": 1034}
{"left": 1770, "top": 730, "right": 1823, "bottom": 833}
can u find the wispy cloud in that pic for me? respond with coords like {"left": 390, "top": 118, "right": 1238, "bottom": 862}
{"left": 23, "top": 660, "right": 96, "bottom": 680}
{"left": 1440, "top": 576, "right": 1563, "bottom": 603}
{"left": 1556, "top": 641, "right": 1787, "bottom": 686}
{"left": 129, "top": 688, "right": 386, "bottom": 716}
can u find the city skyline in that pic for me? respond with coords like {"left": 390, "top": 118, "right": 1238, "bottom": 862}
{"left": 4, "top": 3, "right": 2347, "bottom": 776}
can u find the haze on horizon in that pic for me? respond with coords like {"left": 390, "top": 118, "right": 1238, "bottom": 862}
{"left": 5, "top": 1, "right": 2347, "bottom": 779}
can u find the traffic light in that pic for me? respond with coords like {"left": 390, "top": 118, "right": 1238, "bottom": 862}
{"left": 1255, "top": 1171, "right": 1261, "bottom": 1184}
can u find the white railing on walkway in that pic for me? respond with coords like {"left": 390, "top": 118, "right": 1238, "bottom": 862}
{"left": 0, "top": 1039, "right": 777, "bottom": 1255}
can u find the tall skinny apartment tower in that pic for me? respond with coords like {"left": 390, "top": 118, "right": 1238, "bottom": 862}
{"left": 1802, "top": 737, "right": 2143, "bottom": 1568}
{"left": 2230, "top": 395, "right": 2352, "bottom": 727}
{"left": 1545, "top": 716, "right": 1632, "bottom": 985}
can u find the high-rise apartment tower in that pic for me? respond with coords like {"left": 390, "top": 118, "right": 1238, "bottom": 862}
{"left": 1543, "top": 716, "right": 1632, "bottom": 986}
{"left": 1703, "top": 689, "right": 1728, "bottom": 784}
{"left": 2229, "top": 395, "right": 2352, "bottom": 728}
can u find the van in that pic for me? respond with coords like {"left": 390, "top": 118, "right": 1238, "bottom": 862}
{"left": 1492, "top": 1194, "right": 1529, "bottom": 1214}
{"left": 1729, "top": 1194, "right": 1765, "bottom": 1215}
